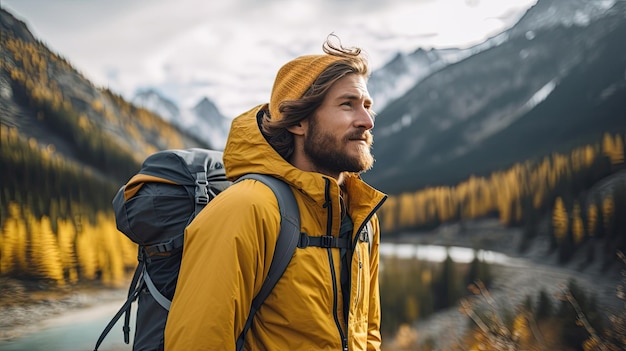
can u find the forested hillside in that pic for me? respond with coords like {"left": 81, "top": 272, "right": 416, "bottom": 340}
{"left": 0, "top": 8, "right": 207, "bottom": 286}
{"left": 380, "top": 132, "right": 626, "bottom": 267}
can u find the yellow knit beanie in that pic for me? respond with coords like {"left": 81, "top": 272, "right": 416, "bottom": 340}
{"left": 269, "top": 54, "right": 343, "bottom": 121}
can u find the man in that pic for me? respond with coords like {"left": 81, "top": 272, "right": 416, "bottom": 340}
{"left": 165, "top": 35, "right": 387, "bottom": 350}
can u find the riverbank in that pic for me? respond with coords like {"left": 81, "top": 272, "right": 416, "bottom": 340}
{"left": 391, "top": 217, "right": 623, "bottom": 273}
{"left": 0, "top": 278, "right": 127, "bottom": 341}
{"left": 383, "top": 218, "right": 624, "bottom": 350}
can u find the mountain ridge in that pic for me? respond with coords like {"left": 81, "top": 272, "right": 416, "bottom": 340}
{"left": 367, "top": 0, "right": 619, "bottom": 113}
{"left": 1, "top": 7, "right": 209, "bottom": 184}
{"left": 132, "top": 89, "right": 231, "bottom": 150}
{"left": 363, "top": 0, "right": 626, "bottom": 194}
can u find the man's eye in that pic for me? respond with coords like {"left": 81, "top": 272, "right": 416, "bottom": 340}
{"left": 341, "top": 101, "right": 352, "bottom": 107}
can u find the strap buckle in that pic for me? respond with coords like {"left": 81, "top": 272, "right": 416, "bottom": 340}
{"left": 297, "top": 233, "right": 337, "bottom": 248}
{"left": 298, "top": 232, "right": 310, "bottom": 248}
{"left": 320, "top": 235, "right": 334, "bottom": 248}
{"left": 195, "top": 172, "right": 209, "bottom": 205}
{"left": 143, "top": 235, "right": 185, "bottom": 256}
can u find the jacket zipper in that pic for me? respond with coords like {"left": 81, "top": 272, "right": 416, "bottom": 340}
{"left": 354, "top": 244, "right": 362, "bottom": 309}
{"left": 350, "top": 196, "right": 387, "bottom": 315}
{"left": 327, "top": 247, "right": 348, "bottom": 350}
{"left": 324, "top": 179, "right": 388, "bottom": 350}
{"left": 322, "top": 178, "right": 349, "bottom": 351}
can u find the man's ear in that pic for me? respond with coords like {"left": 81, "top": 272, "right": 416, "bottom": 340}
{"left": 287, "top": 120, "right": 307, "bottom": 136}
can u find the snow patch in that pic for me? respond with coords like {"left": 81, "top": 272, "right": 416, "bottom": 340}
{"left": 464, "top": 79, "right": 558, "bottom": 145}
{"left": 525, "top": 79, "right": 557, "bottom": 110}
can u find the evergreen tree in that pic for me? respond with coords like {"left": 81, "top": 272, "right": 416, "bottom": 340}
{"left": 466, "top": 252, "right": 493, "bottom": 289}
{"left": 553, "top": 197, "right": 569, "bottom": 244}
{"left": 433, "top": 253, "right": 460, "bottom": 310}
{"left": 534, "top": 288, "right": 554, "bottom": 321}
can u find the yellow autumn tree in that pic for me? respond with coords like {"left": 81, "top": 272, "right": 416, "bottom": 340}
{"left": 512, "top": 312, "right": 532, "bottom": 346}
{"left": 553, "top": 197, "right": 569, "bottom": 243}
{"left": 572, "top": 201, "right": 585, "bottom": 245}
{"left": 398, "top": 193, "right": 418, "bottom": 228}
{"left": 602, "top": 195, "right": 614, "bottom": 234}
{"left": 76, "top": 218, "right": 98, "bottom": 280}
{"left": 603, "top": 133, "right": 625, "bottom": 166}
{"left": 97, "top": 212, "right": 131, "bottom": 287}
{"left": 31, "top": 215, "right": 65, "bottom": 285}
{"left": 615, "top": 134, "right": 625, "bottom": 165}
{"left": 379, "top": 197, "right": 398, "bottom": 233}
{"left": 404, "top": 295, "right": 419, "bottom": 323}
{"left": 57, "top": 216, "right": 79, "bottom": 284}
{"left": 587, "top": 203, "right": 598, "bottom": 238}
{"left": 434, "top": 186, "right": 456, "bottom": 223}
{"left": 0, "top": 203, "right": 27, "bottom": 274}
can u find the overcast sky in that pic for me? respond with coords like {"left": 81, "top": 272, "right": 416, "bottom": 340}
{"left": 3, "top": 0, "right": 537, "bottom": 118}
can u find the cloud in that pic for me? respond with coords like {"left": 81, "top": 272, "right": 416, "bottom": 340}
{"left": 2, "top": 0, "right": 537, "bottom": 118}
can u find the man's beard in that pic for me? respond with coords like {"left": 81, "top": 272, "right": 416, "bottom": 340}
{"left": 304, "top": 117, "right": 374, "bottom": 175}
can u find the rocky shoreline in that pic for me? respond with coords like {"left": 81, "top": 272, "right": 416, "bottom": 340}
{"left": 0, "top": 278, "right": 127, "bottom": 341}
{"left": 384, "top": 218, "right": 624, "bottom": 350}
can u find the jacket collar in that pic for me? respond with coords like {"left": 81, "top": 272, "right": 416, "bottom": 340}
{"left": 223, "top": 104, "right": 386, "bottom": 216}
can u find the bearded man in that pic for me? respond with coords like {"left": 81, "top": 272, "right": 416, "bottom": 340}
{"left": 165, "top": 34, "right": 387, "bottom": 351}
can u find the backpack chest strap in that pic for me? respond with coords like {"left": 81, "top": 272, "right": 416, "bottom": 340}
{"left": 297, "top": 233, "right": 351, "bottom": 249}
{"left": 143, "top": 235, "right": 185, "bottom": 257}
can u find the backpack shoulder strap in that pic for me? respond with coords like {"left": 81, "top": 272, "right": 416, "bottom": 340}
{"left": 234, "top": 174, "right": 300, "bottom": 351}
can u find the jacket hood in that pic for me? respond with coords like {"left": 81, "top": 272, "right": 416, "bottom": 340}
{"left": 224, "top": 104, "right": 288, "bottom": 182}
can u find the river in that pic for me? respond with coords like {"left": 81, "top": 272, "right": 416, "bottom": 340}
{"left": 379, "top": 242, "right": 525, "bottom": 266}
{"left": 0, "top": 299, "right": 135, "bottom": 351}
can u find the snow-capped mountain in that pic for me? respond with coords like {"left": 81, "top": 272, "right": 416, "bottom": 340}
{"left": 508, "top": 0, "right": 618, "bottom": 38}
{"left": 133, "top": 89, "right": 231, "bottom": 150}
{"left": 189, "top": 97, "right": 231, "bottom": 150}
{"left": 133, "top": 88, "right": 180, "bottom": 121}
{"left": 367, "top": 0, "right": 619, "bottom": 112}
{"left": 368, "top": 48, "right": 458, "bottom": 111}
{"left": 363, "top": 0, "right": 626, "bottom": 194}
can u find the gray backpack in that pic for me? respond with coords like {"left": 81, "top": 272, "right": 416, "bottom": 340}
{"left": 94, "top": 148, "right": 300, "bottom": 351}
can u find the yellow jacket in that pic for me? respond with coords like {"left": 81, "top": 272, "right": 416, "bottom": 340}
{"left": 165, "top": 104, "right": 387, "bottom": 350}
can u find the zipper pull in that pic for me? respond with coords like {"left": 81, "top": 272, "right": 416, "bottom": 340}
{"left": 343, "top": 338, "right": 348, "bottom": 351}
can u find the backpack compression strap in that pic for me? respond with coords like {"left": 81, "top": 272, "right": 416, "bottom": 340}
{"left": 93, "top": 256, "right": 144, "bottom": 351}
{"left": 234, "top": 174, "right": 300, "bottom": 351}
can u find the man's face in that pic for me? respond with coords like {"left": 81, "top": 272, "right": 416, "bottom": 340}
{"left": 303, "top": 73, "right": 375, "bottom": 176}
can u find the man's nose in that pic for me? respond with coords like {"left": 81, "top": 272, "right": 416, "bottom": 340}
{"left": 355, "top": 107, "right": 374, "bottom": 130}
